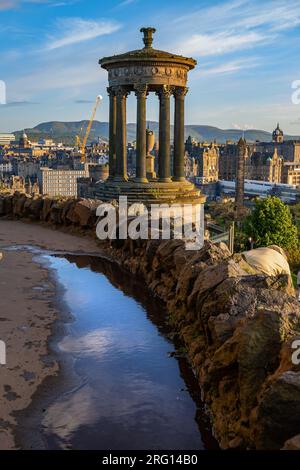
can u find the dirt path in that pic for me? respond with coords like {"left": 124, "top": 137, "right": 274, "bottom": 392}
{"left": 0, "top": 220, "right": 102, "bottom": 449}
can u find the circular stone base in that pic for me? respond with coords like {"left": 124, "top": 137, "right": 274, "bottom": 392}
{"left": 95, "top": 178, "right": 206, "bottom": 206}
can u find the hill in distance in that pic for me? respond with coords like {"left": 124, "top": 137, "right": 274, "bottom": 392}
{"left": 14, "top": 120, "right": 299, "bottom": 146}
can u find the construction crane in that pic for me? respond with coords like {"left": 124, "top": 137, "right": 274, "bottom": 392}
{"left": 76, "top": 94, "right": 102, "bottom": 164}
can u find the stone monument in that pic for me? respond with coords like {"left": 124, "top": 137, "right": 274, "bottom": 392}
{"left": 96, "top": 27, "right": 205, "bottom": 206}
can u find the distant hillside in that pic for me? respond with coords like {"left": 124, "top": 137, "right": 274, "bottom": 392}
{"left": 14, "top": 120, "right": 299, "bottom": 145}
{"left": 184, "top": 126, "right": 280, "bottom": 143}
{"left": 14, "top": 120, "right": 110, "bottom": 146}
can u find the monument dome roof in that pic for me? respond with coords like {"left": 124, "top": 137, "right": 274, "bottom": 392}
{"left": 99, "top": 27, "right": 196, "bottom": 70}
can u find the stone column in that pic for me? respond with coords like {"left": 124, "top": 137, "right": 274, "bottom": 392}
{"left": 134, "top": 84, "right": 148, "bottom": 183}
{"left": 114, "top": 86, "right": 129, "bottom": 181}
{"left": 173, "top": 87, "right": 188, "bottom": 182}
{"left": 107, "top": 87, "right": 116, "bottom": 179}
{"left": 235, "top": 137, "right": 246, "bottom": 217}
{"left": 157, "top": 85, "right": 172, "bottom": 182}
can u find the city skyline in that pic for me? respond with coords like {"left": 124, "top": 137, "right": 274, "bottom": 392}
{"left": 0, "top": 0, "right": 300, "bottom": 134}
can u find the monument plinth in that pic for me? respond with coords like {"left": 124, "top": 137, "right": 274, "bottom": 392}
{"left": 96, "top": 27, "right": 205, "bottom": 205}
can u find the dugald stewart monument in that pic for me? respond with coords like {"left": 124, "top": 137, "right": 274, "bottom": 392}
{"left": 96, "top": 27, "right": 204, "bottom": 205}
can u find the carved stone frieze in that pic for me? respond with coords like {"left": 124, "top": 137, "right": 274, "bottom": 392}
{"left": 107, "top": 64, "right": 188, "bottom": 87}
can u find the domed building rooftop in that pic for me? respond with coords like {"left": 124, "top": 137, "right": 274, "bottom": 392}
{"left": 272, "top": 123, "right": 284, "bottom": 143}
{"left": 99, "top": 27, "right": 196, "bottom": 70}
{"left": 96, "top": 27, "right": 204, "bottom": 207}
{"left": 238, "top": 137, "right": 247, "bottom": 147}
{"left": 99, "top": 27, "right": 196, "bottom": 90}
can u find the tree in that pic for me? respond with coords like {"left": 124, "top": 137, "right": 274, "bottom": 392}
{"left": 243, "top": 196, "right": 299, "bottom": 250}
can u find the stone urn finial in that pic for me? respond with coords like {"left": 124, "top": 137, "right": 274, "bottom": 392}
{"left": 140, "top": 27, "right": 156, "bottom": 49}
{"left": 146, "top": 128, "right": 156, "bottom": 179}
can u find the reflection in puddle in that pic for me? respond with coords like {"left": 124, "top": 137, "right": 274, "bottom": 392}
{"left": 43, "top": 385, "right": 98, "bottom": 448}
{"left": 58, "top": 329, "right": 112, "bottom": 356}
{"left": 25, "top": 253, "right": 218, "bottom": 450}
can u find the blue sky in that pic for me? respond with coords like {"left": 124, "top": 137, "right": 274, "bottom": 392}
{"left": 0, "top": 0, "right": 300, "bottom": 134}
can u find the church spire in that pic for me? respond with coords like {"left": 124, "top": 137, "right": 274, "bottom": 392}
{"left": 272, "top": 123, "right": 283, "bottom": 143}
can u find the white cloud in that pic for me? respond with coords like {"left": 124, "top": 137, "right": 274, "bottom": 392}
{"left": 110, "top": 0, "right": 137, "bottom": 11}
{"left": 173, "top": 0, "right": 247, "bottom": 27}
{"left": 172, "top": 0, "right": 300, "bottom": 58}
{"left": 0, "top": 0, "right": 62, "bottom": 8}
{"left": 0, "top": 0, "right": 17, "bottom": 9}
{"left": 45, "top": 17, "right": 121, "bottom": 50}
{"left": 191, "top": 101, "right": 300, "bottom": 135}
{"left": 10, "top": 60, "right": 105, "bottom": 94}
{"left": 199, "top": 59, "right": 258, "bottom": 76}
{"left": 235, "top": 1, "right": 300, "bottom": 31}
{"left": 232, "top": 123, "right": 254, "bottom": 130}
{"left": 0, "top": 0, "right": 77, "bottom": 11}
{"left": 117, "top": 0, "right": 137, "bottom": 7}
{"left": 179, "top": 31, "right": 268, "bottom": 57}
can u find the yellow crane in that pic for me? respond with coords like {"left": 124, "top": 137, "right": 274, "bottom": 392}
{"left": 76, "top": 94, "right": 102, "bottom": 164}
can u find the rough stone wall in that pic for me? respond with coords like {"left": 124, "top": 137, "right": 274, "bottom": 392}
{"left": 109, "top": 237, "right": 300, "bottom": 449}
{"left": 1, "top": 191, "right": 300, "bottom": 449}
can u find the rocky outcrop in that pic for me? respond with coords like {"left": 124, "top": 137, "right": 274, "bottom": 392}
{"left": 106, "top": 237, "right": 300, "bottom": 449}
{"left": 283, "top": 434, "right": 300, "bottom": 450}
{"left": 1, "top": 191, "right": 300, "bottom": 449}
{"left": 0, "top": 192, "right": 101, "bottom": 232}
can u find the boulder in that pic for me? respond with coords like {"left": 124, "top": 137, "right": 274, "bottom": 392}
{"left": 282, "top": 434, "right": 300, "bottom": 450}
{"left": 0, "top": 195, "right": 10, "bottom": 216}
{"left": 49, "top": 201, "right": 65, "bottom": 225}
{"left": 65, "top": 200, "right": 81, "bottom": 225}
{"left": 41, "top": 198, "right": 54, "bottom": 221}
{"left": 153, "top": 239, "right": 185, "bottom": 270}
{"left": 3, "top": 195, "right": 13, "bottom": 215}
{"left": 242, "top": 246, "right": 291, "bottom": 277}
{"left": 188, "top": 258, "right": 248, "bottom": 309}
{"left": 73, "top": 199, "right": 99, "bottom": 228}
{"left": 252, "top": 371, "right": 300, "bottom": 449}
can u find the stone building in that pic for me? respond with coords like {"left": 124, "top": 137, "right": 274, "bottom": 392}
{"left": 39, "top": 167, "right": 89, "bottom": 197}
{"left": 184, "top": 137, "right": 219, "bottom": 183}
{"left": 235, "top": 137, "right": 246, "bottom": 215}
{"left": 17, "top": 159, "right": 41, "bottom": 179}
{"left": 19, "top": 131, "right": 30, "bottom": 149}
{"left": 25, "top": 177, "right": 40, "bottom": 196}
{"left": 184, "top": 152, "right": 198, "bottom": 179}
{"left": 282, "top": 162, "right": 300, "bottom": 186}
{"left": 272, "top": 123, "right": 284, "bottom": 143}
{"left": 219, "top": 141, "right": 240, "bottom": 181}
{"left": 0, "top": 133, "right": 15, "bottom": 146}
{"left": 247, "top": 147, "right": 283, "bottom": 183}
{"left": 198, "top": 143, "right": 219, "bottom": 182}
{"left": 219, "top": 124, "right": 300, "bottom": 185}
{"left": 10, "top": 175, "right": 25, "bottom": 193}
{"left": 0, "top": 159, "right": 12, "bottom": 175}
